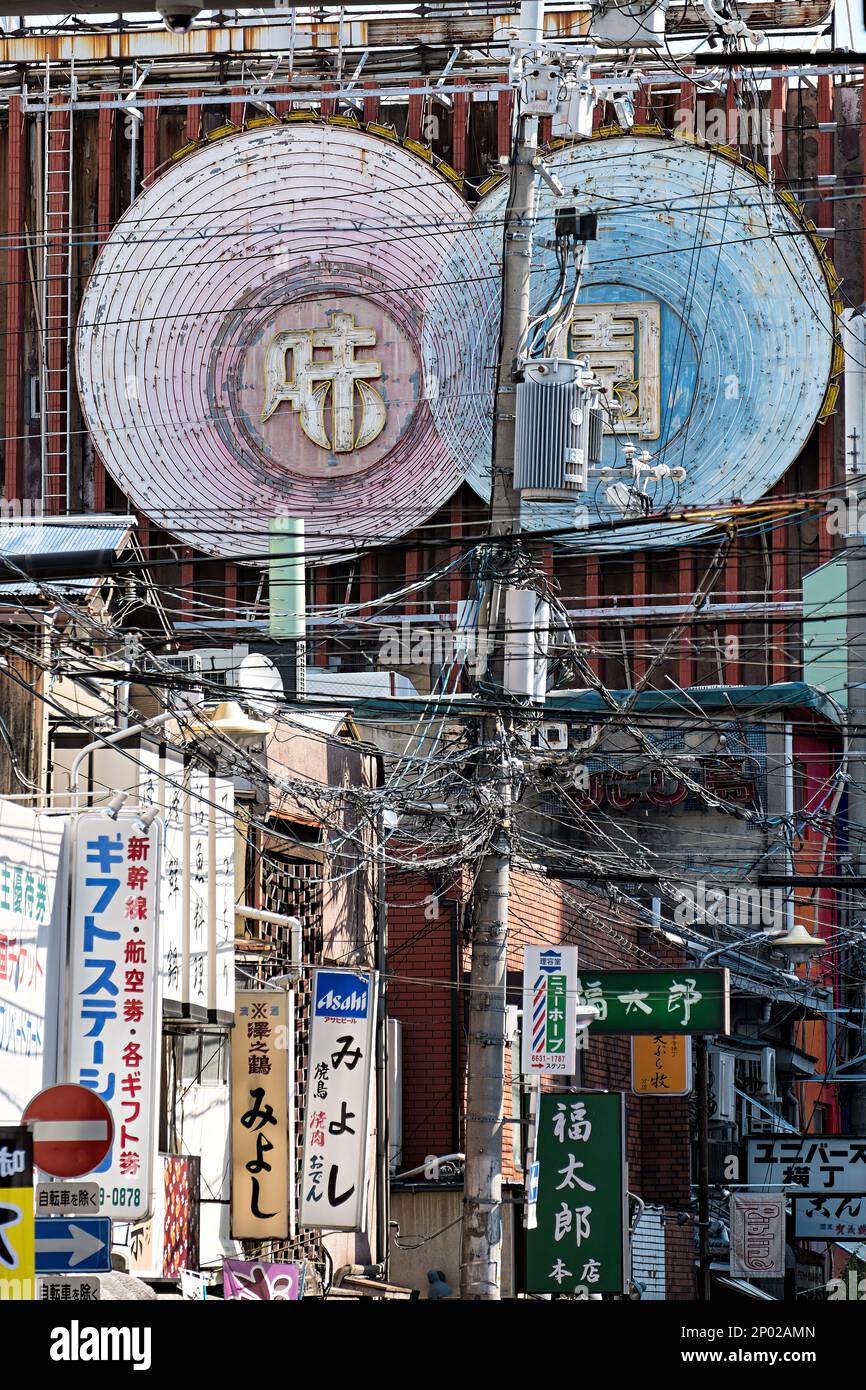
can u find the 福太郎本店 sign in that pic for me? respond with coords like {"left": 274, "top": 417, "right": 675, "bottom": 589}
{"left": 526, "top": 1092, "right": 627, "bottom": 1295}
{"left": 66, "top": 815, "right": 161, "bottom": 1221}
{"left": 577, "top": 969, "right": 729, "bottom": 1034}
{"left": 231, "top": 991, "right": 293, "bottom": 1240}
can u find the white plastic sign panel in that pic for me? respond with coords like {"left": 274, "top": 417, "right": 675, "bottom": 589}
{"left": 66, "top": 814, "right": 160, "bottom": 1220}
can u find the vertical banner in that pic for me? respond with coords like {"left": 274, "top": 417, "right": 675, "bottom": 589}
{"left": 526, "top": 1092, "right": 628, "bottom": 1295}
{"left": 631, "top": 1034, "right": 692, "bottom": 1096}
{"left": 730, "top": 1193, "right": 785, "bottom": 1278}
{"left": 159, "top": 749, "right": 186, "bottom": 1018}
{"left": 0, "top": 800, "right": 64, "bottom": 1112}
{"left": 185, "top": 765, "right": 210, "bottom": 1021}
{"left": 0, "top": 1124, "right": 34, "bottom": 1299}
{"left": 300, "top": 969, "right": 377, "bottom": 1232}
{"left": 209, "top": 776, "right": 235, "bottom": 1025}
{"left": 231, "top": 990, "right": 291, "bottom": 1240}
{"left": 521, "top": 946, "right": 578, "bottom": 1075}
{"left": 66, "top": 814, "right": 161, "bottom": 1221}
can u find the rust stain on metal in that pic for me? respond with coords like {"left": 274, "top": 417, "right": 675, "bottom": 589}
{"left": 0, "top": 19, "right": 367, "bottom": 65}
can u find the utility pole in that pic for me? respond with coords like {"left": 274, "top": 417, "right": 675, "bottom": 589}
{"left": 843, "top": 309, "right": 866, "bottom": 1133}
{"left": 846, "top": 489, "right": 866, "bottom": 1133}
{"left": 695, "top": 1037, "right": 711, "bottom": 1301}
{"left": 460, "top": 0, "right": 544, "bottom": 1300}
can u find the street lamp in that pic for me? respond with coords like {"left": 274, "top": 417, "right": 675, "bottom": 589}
{"left": 696, "top": 924, "right": 824, "bottom": 972}
{"left": 190, "top": 700, "right": 270, "bottom": 739}
{"left": 768, "top": 924, "right": 825, "bottom": 966}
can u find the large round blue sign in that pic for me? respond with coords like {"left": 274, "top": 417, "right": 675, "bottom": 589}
{"left": 426, "top": 132, "right": 840, "bottom": 549}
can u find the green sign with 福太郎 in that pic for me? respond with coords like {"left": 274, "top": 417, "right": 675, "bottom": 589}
{"left": 577, "top": 969, "right": 729, "bottom": 1034}
{"left": 526, "top": 1092, "right": 627, "bottom": 1295}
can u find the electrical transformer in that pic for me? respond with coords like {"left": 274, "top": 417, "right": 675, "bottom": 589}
{"left": 514, "top": 358, "right": 604, "bottom": 500}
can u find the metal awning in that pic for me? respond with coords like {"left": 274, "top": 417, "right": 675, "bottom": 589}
{"left": 0, "top": 518, "right": 134, "bottom": 597}
{"left": 711, "top": 1273, "right": 778, "bottom": 1300}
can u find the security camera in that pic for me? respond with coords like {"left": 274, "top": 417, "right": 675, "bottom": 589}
{"left": 157, "top": 5, "right": 201, "bottom": 33}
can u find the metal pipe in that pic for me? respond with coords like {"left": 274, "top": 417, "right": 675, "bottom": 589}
{"left": 68, "top": 708, "right": 174, "bottom": 809}
{"left": 235, "top": 905, "right": 302, "bottom": 976}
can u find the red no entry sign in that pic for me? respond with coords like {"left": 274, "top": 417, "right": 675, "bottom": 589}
{"left": 22, "top": 1085, "right": 114, "bottom": 1179}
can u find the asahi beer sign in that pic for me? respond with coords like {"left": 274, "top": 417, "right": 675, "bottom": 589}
{"left": 522, "top": 946, "right": 578, "bottom": 1076}
{"left": 300, "top": 969, "right": 377, "bottom": 1232}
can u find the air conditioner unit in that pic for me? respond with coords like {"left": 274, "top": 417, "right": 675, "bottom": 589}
{"left": 188, "top": 644, "right": 250, "bottom": 701}
{"left": 709, "top": 1050, "right": 736, "bottom": 1124}
{"left": 142, "top": 652, "right": 204, "bottom": 709}
{"left": 533, "top": 721, "right": 569, "bottom": 751}
{"left": 760, "top": 1047, "right": 778, "bottom": 1100}
{"left": 746, "top": 1101, "right": 786, "bottom": 1135}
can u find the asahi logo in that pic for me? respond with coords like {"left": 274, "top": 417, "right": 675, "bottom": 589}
{"left": 262, "top": 309, "right": 386, "bottom": 452}
{"left": 672, "top": 881, "right": 785, "bottom": 930}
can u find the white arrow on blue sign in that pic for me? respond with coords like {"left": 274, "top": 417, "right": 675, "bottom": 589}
{"left": 35, "top": 1218, "right": 112, "bottom": 1274}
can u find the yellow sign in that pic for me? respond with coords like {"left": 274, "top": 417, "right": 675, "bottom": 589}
{"left": 631, "top": 1033, "right": 692, "bottom": 1096}
{"left": 231, "top": 991, "right": 293, "bottom": 1240}
{"left": 0, "top": 1126, "right": 35, "bottom": 1300}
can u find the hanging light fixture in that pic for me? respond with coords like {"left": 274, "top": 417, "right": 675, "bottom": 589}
{"left": 770, "top": 924, "right": 824, "bottom": 966}
{"left": 191, "top": 701, "right": 271, "bottom": 739}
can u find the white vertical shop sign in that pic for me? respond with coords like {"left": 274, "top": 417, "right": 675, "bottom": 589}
{"left": 730, "top": 1192, "right": 785, "bottom": 1278}
{"left": 521, "top": 945, "right": 578, "bottom": 1076}
{"left": 159, "top": 749, "right": 186, "bottom": 1018}
{"left": 300, "top": 969, "right": 377, "bottom": 1232}
{"left": 185, "top": 764, "right": 210, "bottom": 1021}
{"left": 66, "top": 813, "right": 161, "bottom": 1220}
{"left": 209, "top": 776, "right": 235, "bottom": 1025}
{"left": 0, "top": 798, "right": 65, "bottom": 1112}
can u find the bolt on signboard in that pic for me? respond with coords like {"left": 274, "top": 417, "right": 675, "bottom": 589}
{"left": 521, "top": 946, "right": 578, "bottom": 1075}
{"left": 300, "top": 969, "right": 377, "bottom": 1232}
{"left": 65, "top": 814, "right": 161, "bottom": 1221}
{"left": 526, "top": 1092, "right": 628, "bottom": 1296}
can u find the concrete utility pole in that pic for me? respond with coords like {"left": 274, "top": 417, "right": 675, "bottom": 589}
{"left": 846, "top": 496, "right": 866, "bottom": 1132}
{"left": 842, "top": 308, "right": 866, "bottom": 1130}
{"left": 460, "top": 0, "right": 544, "bottom": 1301}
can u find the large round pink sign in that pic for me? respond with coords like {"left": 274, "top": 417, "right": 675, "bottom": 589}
{"left": 76, "top": 123, "right": 489, "bottom": 559}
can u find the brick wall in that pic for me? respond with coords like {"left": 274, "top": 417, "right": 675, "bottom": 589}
{"left": 388, "top": 864, "right": 696, "bottom": 1297}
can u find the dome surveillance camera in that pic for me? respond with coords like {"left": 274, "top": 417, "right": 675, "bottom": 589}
{"left": 157, "top": 4, "right": 201, "bottom": 33}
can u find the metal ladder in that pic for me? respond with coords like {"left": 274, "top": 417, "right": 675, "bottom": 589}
{"left": 39, "top": 59, "right": 76, "bottom": 515}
